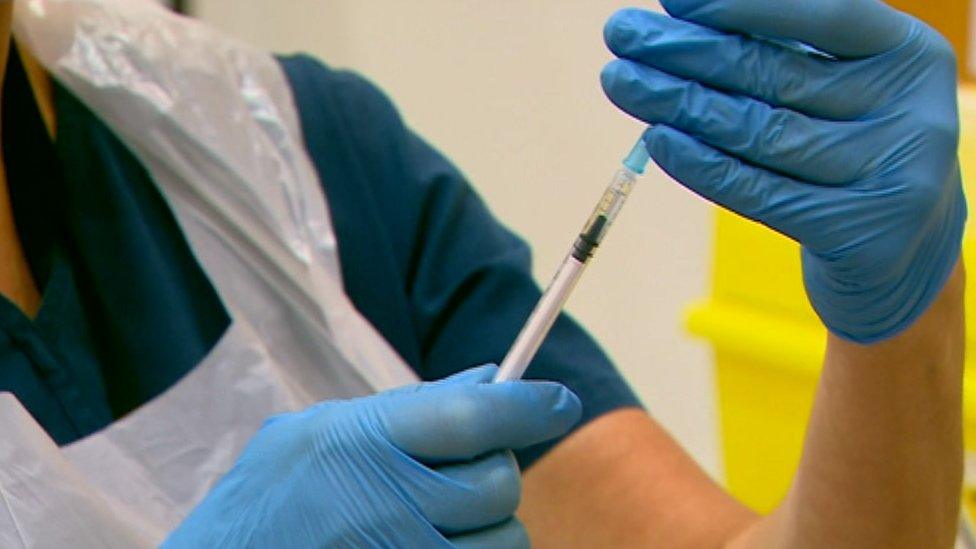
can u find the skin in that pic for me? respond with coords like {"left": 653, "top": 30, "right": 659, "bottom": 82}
{"left": 1, "top": 6, "right": 964, "bottom": 548}
{"left": 521, "top": 262, "right": 964, "bottom": 548}
{"left": 0, "top": 3, "right": 42, "bottom": 317}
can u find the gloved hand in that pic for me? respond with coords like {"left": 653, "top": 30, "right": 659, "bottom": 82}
{"left": 163, "top": 365, "right": 581, "bottom": 548}
{"left": 601, "top": 0, "right": 965, "bottom": 343}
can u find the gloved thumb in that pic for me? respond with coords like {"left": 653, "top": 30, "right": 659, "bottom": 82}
{"left": 434, "top": 364, "right": 499, "bottom": 386}
{"left": 383, "top": 378, "right": 582, "bottom": 462}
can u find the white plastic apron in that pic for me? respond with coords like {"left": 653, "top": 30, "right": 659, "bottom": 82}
{"left": 1, "top": 0, "right": 418, "bottom": 546}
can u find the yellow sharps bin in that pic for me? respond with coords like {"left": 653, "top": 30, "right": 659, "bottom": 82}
{"left": 686, "top": 85, "right": 976, "bottom": 513}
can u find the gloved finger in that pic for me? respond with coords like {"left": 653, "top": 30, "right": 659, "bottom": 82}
{"left": 448, "top": 519, "right": 530, "bottom": 549}
{"left": 380, "top": 379, "right": 582, "bottom": 462}
{"left": 603, "top": 8, "right": 881, "bottom": 119}
{"left": 411, "top": 451, "right": 521, "bottom": 534}
{"left": 660, "top": 0, "right": 912, "bottom": 58}
{"left": 432, "top": 364, "right": 498, "bottom": 386}
{"left": 369, "top": 365, "right": 498, "bottom": 402}
{"left": 601, "top": 59, "right": 878, "bottom": 185}
{"left": 645, "top": 124, "right": 845, "bottom": 252}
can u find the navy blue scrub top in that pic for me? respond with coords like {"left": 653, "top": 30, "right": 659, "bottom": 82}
{"left": 0, "top": 50, "right": 640, "bottom": 468}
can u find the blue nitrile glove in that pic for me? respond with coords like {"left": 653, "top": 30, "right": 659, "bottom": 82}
{"left": 601, "top": 0, "right": 965, "bottom": 343}
{"left": 163, "top": 365, "right": 581, "bottom": 548}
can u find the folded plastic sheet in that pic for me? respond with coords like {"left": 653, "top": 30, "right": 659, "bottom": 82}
{"left": 2, "top": 0, "right": 418, "bottom": 546}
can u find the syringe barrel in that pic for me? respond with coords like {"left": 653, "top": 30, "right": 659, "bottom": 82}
{"left": 493, "top": 254, "right": 587, "bottom": 382}
{"left": 492, "top": 137, "right": 648, "bottom": 383}
{"left": 572, "top": 168, "right": 638, "bottom": 262}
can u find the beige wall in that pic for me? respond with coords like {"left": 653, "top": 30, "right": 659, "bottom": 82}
{"left": 192, "top": 1, "right": 720, "bottom": 477}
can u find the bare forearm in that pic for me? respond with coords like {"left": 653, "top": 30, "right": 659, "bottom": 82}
{"left": 731, "top": 261, "right": 966, "bottom": 548}
{"left": 522, "top": 262, "right": 964, "bottom": 548}
{"left": 521, "top": 408, "right": 757, "bottom": 548}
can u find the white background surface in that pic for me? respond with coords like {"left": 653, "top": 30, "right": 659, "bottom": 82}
{"left": 191, "top": 0, "right": 721, "bottom": 477}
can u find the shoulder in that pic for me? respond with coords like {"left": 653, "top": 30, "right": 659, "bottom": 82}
{"left": 276, "top": 54, "right": 408, "bottom": 149}
{"left": 274, "top": 53, "right": 425, "bottom": 215}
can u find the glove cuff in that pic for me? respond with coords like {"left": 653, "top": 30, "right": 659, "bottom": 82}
{"left": 802, "top": 184, "right": 967, "bottom": 344}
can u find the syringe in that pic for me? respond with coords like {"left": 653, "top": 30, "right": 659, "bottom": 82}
{"left": 493, "top": 138, "right": 651, "bottom": 383}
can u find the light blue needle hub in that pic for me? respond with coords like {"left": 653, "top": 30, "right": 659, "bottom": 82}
{"left": 622, "top": 137, "right": 651, "bottom": 174}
